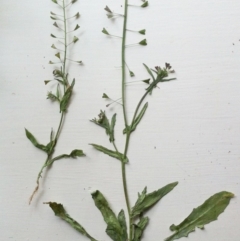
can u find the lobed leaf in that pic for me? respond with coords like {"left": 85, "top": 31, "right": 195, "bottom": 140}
{"left": 50, "top": 149, "right": 85, "bottom": 163}
{"left": 90, "top": 144, "right": 128, "bottom": 163}
{"left": 47, "top": 202, "right": 97, "bottom": 241}
{"left": 91, "top": 191, "right": 124, "bottom": 241}
{"left": 131, "top": 182, "right": 178, "bottom": 218}
{"left": 165, "top": 191, "right": 234, "bottom": 241}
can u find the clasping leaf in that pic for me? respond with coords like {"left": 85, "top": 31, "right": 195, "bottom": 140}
{"left": 131, "top": 182, "right": 178, "bottom": 218}
{"left": 60, "top": 79, "right": 75, "bottom": 112}
{"left": 25, "top": 128, "right": 49, "bottom": 153}
{"left": 90, "top": 144, "right": 128, "bottom": 163}
{"left": 90, "top": 111, "right": 116, "bottom": 142}
{"left": 165, "top": 191, "right": 234, "bottom": 241}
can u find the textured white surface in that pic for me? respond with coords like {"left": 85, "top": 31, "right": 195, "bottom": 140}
{"left": 1, "top": 0, "right": 240, "bottom": 240}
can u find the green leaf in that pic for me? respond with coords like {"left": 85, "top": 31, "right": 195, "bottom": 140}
{"left": 47, "top": 202, "right": 97, "bottom": 241}
{"left": 102, "top": 93, "right": 109, "bottom": 99}
{"left": 118, "top": 210, "right": 128, "bottom": 241}
{"left": 90, "top": 111, "right": 116, "bottom": 142}
{"left": 51, "top": 149, "right": 85, "bottom": 163}
{"left": 90, "top": 144, "right": 128, "bottom": 163}
{"left": 56, "top": 84, "right": 61, "bottom": 99}
{"left": 133, "top": 217, "right": 149, "bottom": 241}
{"left": 165, "top": 191, "right": 234, "bottom": 241}
{"left": 102, "top": 28, "right": 109, "bottom": 35}
{"left": 138, "top": 29, "right": 146, "bottom": 35}
{"left": 60, "top": 79, "right": 75, "bottom": 112}
{"left": 131, "top": 182, "right": 178, "bottom": 218}
{"left": 139, "top": 39, "right": 147, "bottom": 46}
{"left": 131, "top": 102, "right": 148, "bottom": 132}
{"left": 25, "top": 128, "right": 49, "bottom": 153}
{"left": 143, "top": 64, "right": 155, "bottom": 81}
{"left": 141, "top": 1, "right": 148, "bottom": 7}
{"left": 110, "top": 114, "right": 116, "bottom": 142}
{"left": 91, "top": 191, "right": 124, "bottom": 241}
{"left": 47, "top": 91, "right": 59, "bottom": 102}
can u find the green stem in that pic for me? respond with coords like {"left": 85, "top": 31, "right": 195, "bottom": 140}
{"left": 121, "top": 0, "right": 128, "bottom": 127}
{"left": 29, "top": 1, "right": 68, "bottom": 204}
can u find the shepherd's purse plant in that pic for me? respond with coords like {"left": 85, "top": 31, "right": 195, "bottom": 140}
{"left": 46, "top": 1, "right": 234, "bottom": 241}
{"left": 25, "top": 0, "right": 84, "bottom": 205}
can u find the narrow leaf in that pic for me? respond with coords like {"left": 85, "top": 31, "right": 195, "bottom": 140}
{"left": 131, "top": 182, "right": 178, "bottom": 218}
{"left": 47, "top": 202, "right": 97, "bottom": 241}
{"left": 91, "top": 191, "right": 123, "bottom": 241}
{"left": 25, "top": 128, "right": 48, "bottom": 153}
{"left": 90, "top": 144, "right": 128, "bottom": 163}
{"left": 143, "top": 63, "right": 155, "bottom": 81}
{"left": 102, "top": 28, "right": 109, "bottom": 35}
{"left": 133, "top": 217, "right": 149, "bottom": 241}
{"left": 60, "top": 79, "right": 75, "bottom": 112}
{"left": 165, "top": 191, "right": 234, "bottom": 241}
{"left": 51, "top": 149, "right": 85, "bottom": 162}
{"left": 131, "top": 102, "right": 148, "bottom": 133}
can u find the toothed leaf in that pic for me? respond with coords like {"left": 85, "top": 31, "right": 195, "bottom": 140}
{"left": 131, "top": 182, "right": 178, "bottom": 218}
{"left": 165, "top": 191, "right": 234, "bottom": 241}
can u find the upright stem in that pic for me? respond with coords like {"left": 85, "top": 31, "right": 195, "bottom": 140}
{"left": 121, "top": 1, "right": 133, "bottom": 240}
{"left": 62, "top": 0, "right": 67, "bottom": 88}
{"left": 121, "top": 0, "right": 128, "bottom": 127}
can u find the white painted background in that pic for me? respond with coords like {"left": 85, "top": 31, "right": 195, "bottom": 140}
{"left": 1, "top": 0, "right": 240, "bottom": 240}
